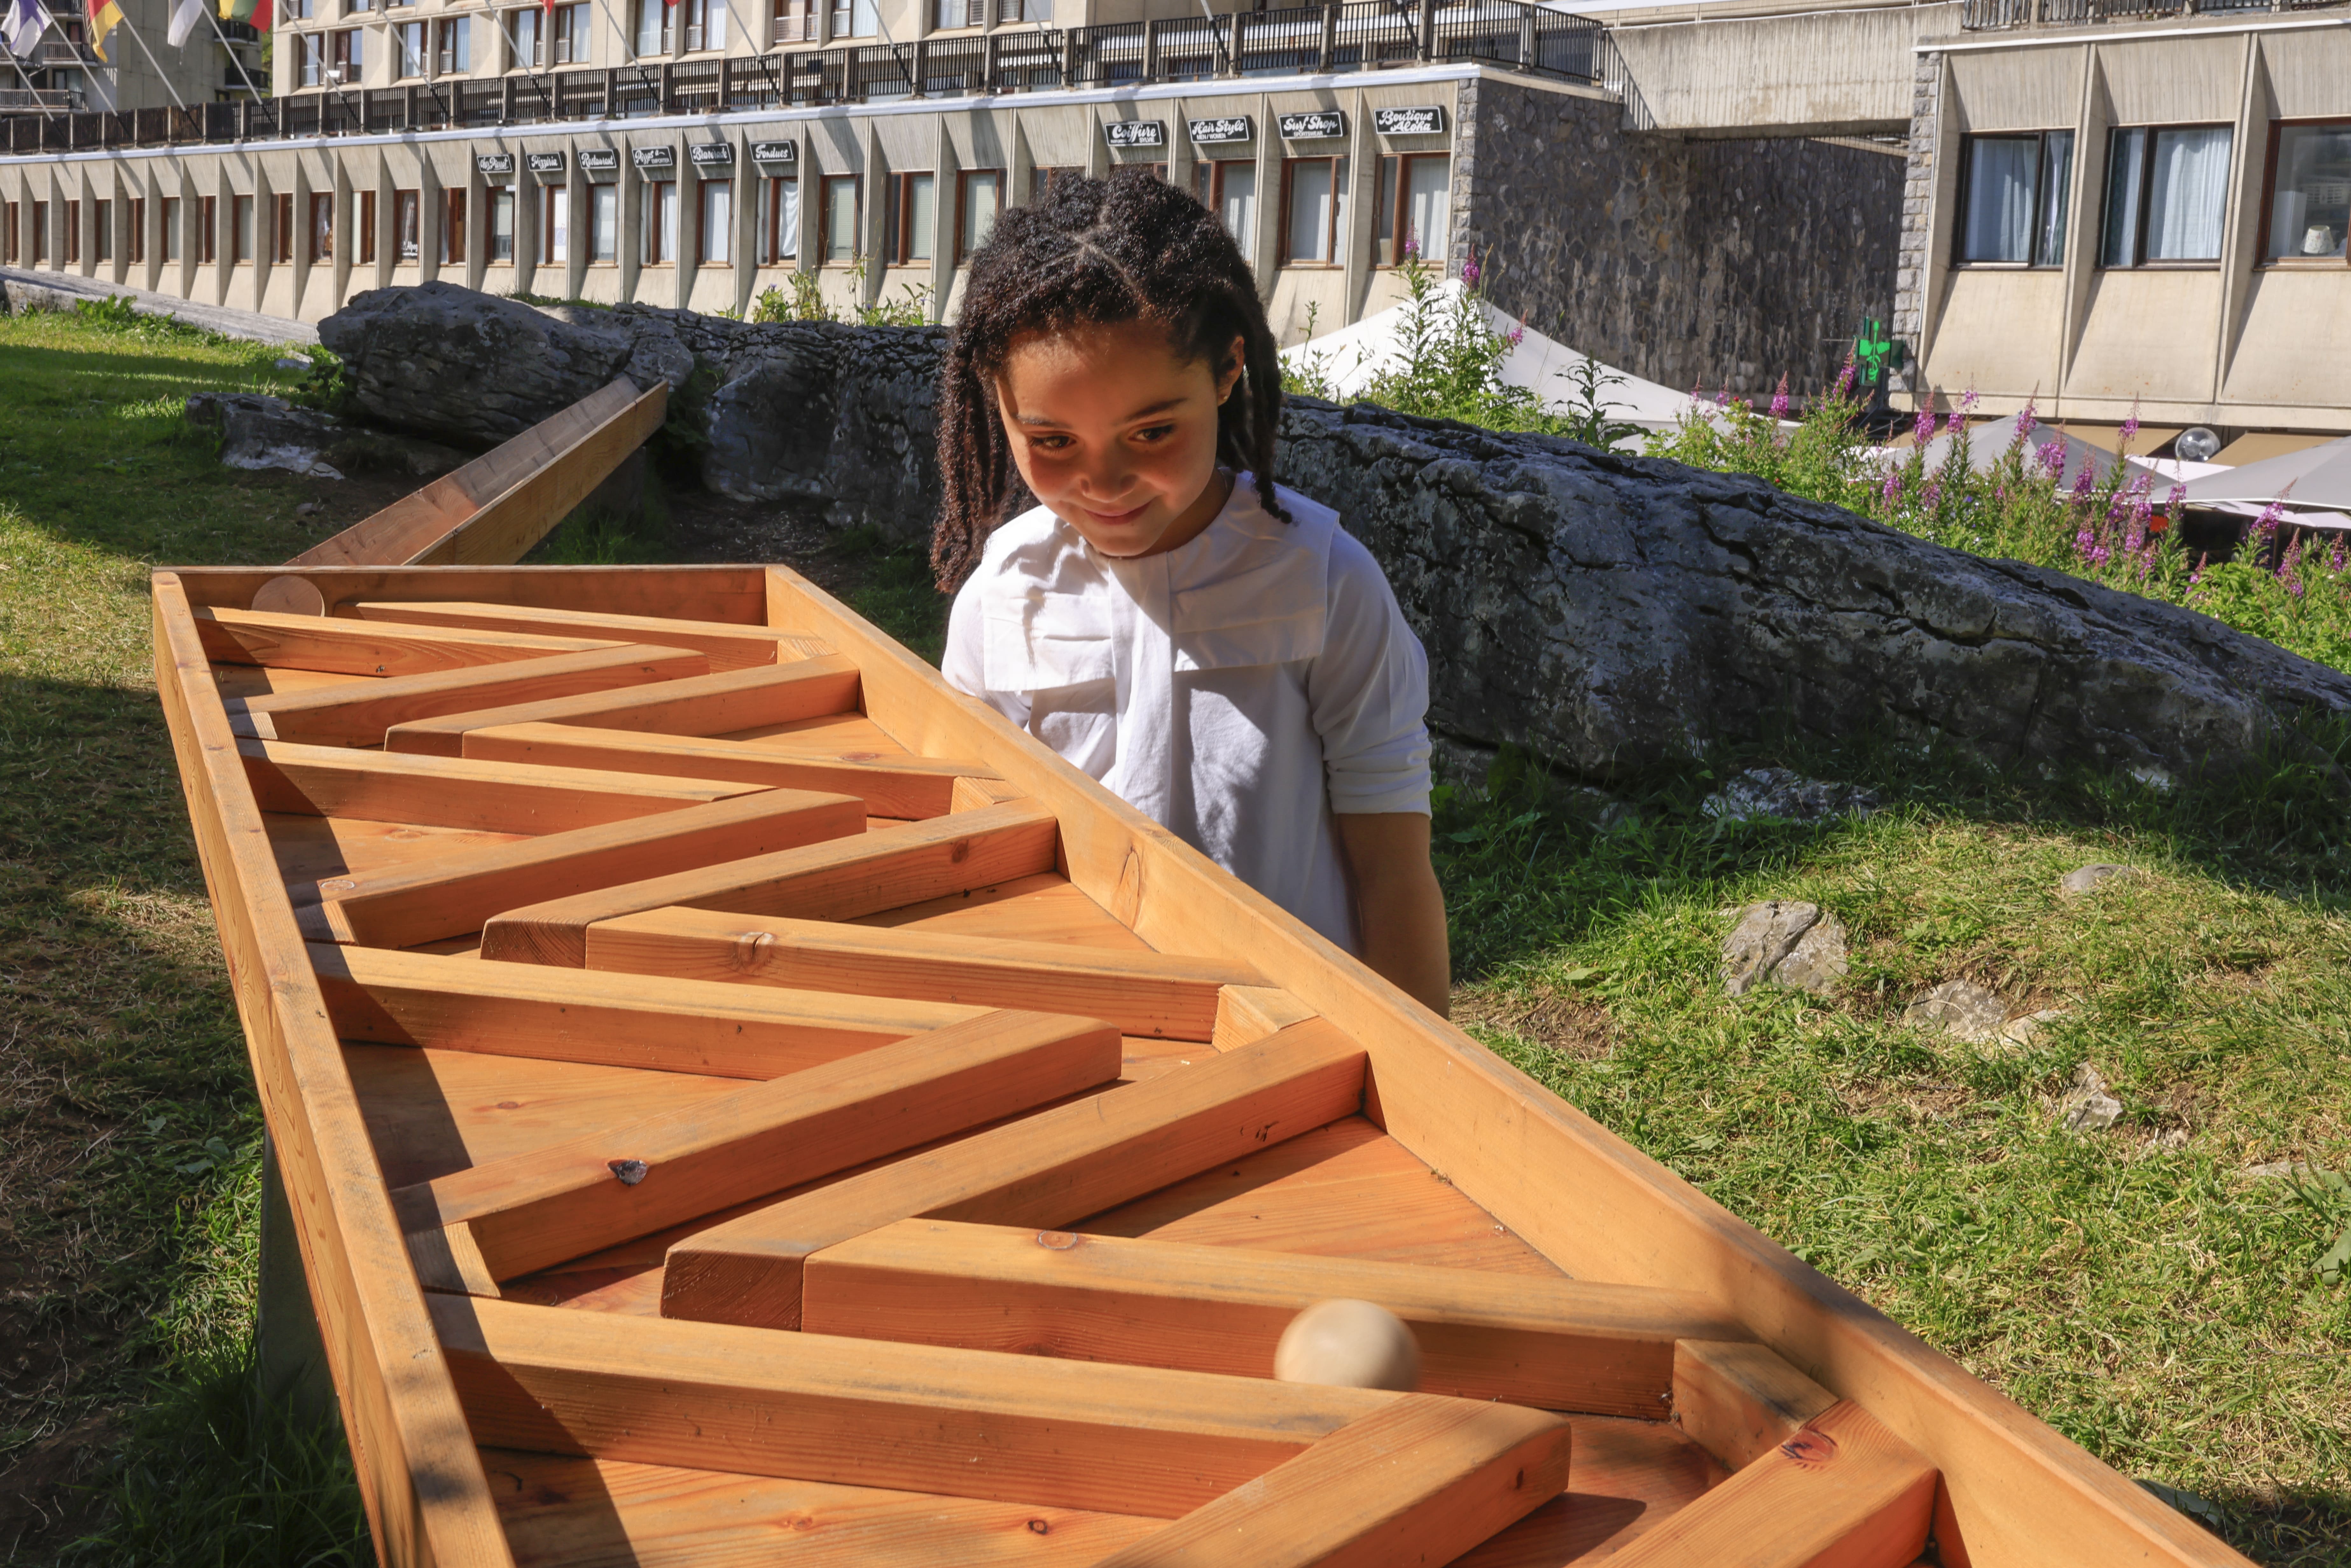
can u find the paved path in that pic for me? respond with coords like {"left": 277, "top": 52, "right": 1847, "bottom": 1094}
{"left": 0, "top": 266, "right": 318, "bottom": 346}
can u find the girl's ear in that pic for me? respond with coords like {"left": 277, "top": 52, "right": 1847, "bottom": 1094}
{"left": 1215, "top": 334, "right": 1247, "bottom": 406}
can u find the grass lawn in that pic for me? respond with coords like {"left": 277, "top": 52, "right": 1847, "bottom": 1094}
{"left": 0, "top": 303, "right": 2344, "bottom": 1566}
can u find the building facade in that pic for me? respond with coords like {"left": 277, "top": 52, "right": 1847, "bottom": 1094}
{"left": 2, "top": 0, "right": 262, "bottom": 113}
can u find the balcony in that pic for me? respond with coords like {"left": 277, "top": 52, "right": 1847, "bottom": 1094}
{"left": 1959, "top": 0, "right": 2346, "bottom": 29}
{"left": 30, "top": 38, "right": 98, "bottom": 65}
{"left": 0, "top": 87, "right": 79, "bottom": 111}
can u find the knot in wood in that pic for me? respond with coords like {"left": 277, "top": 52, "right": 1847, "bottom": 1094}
{"left": 1034, "top": 1230, "right": 1081, "bottom": 1251}
{"left": 609, "top": 1159, "right": 650, "bottom": 1186}
{"left": 1026, "top": 1519, "right": 1051, "bottom": 1535}
{"left": 1778, "top": 1428, "right": 1839, "bottom": 1467}
{"left": 731, "top": 930, "right": 777, "bottom": 971}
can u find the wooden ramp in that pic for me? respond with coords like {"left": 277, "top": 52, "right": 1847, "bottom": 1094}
{"left": 151, "top": 563, "right": 2254, "bottom": 1568}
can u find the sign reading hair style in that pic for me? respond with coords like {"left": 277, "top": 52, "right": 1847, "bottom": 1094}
{"left": 1276, "top": 110, "right": 1346, "bottom": 140}
{"left": 750, "top": 141, "right": 796, "bottom": 163}
{"left": 526, "top": 151, "right": 567, "bottom": 175}
{"left": 1103, "top": 119, "right": 1166, "bottom": 149}
{"left": 475, "top": 152, "right": 515, "bottom": 176}
{"left": 689, "top": 142, "right": 734, "bottom": 167}
{"left": 1188, "top": 115, "right": 1253, "bottom": 145}
{"left": 631, "top": 145, "right": 677, "bottom": 170}
{"left": 1372, "top": 105, "right": 1446, "bottom": 136}
{"left": 579, "top": 148, "right": 620, "bottom": 174}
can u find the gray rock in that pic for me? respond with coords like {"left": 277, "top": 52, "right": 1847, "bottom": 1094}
{"left": 1722, "top": 901, "right": 1848, "bottom": 997}
{"left": 1995, "top": 1008, "right": 2067, "bottom": 1047}
{"left": 1903, "top": 979, "right": 2006, "bottom": 1043}
{"left": 184, "top": 392, "right": 466, "bottom": 482}
{"left": 2241, "top": 1160, "right": 2317, "bottom": 1182}
{"left": 1704, "top": 767, "right": 1881, "bottom": 824}
{"left": 2057, "top": 1063, "right": 2124, "bottom": 1132}
{"left": 2060, "top": 864, "right": 2142, "bottom": 896}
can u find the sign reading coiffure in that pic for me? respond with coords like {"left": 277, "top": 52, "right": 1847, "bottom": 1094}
{"left": 631, "top": 145, "right": 677, "bottom": 170}
{"left": 1372, "top": 105, "right": 1446, "bottom": 135}
{"left": 526, "top": 151, "right": 567, "bottom": 175}
{"left": 1276, "top": 110, "right": 1345, "bottom": 140}
{"left": 1103, "top": 119, "right": 1166, "bottom": 149}
{"left": 474, "top": 153, "right": 516, "bottom": 176}
{"left": 1187, "top": 115, "right": 1252, "bottom": 145}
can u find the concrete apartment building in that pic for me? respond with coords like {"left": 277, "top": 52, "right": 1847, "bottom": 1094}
{"left": 2, "top": 0, "right": 263, "bottom": 112}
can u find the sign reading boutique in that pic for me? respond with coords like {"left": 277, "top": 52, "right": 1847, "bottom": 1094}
{"left": 1372, "top": 105, "right": 1446, "bottom": 136}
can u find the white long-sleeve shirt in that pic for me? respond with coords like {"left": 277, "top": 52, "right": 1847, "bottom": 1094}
{"left": 942, "top": 476, "right": 1432, "bottom": 952}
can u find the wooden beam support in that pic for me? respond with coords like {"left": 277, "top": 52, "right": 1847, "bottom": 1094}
{"left": 431, "top": 1294, "right": 1402, "bottom": 1517}
{"left": 197, "top": 606, "right": 621, "bottom": 677}
{"left": 459, "top": 721, "right": 990, "bottom": 819}
{"left": 1213, "top": 986, "right": 1321, "bottom": 1051}
{"left": 1090, "top": 1396, "right": 1572, "bottom": 1568}
{"left": 396, "top": 1009, "right": 1123, "bottom": 1286}
{"left": 1674, "top": 1339, "right": 1840, "bottom": 1473}
{"left": 802, "top": 1220, "right": 1746, "bottom": 1418}
{"left": 311, "top": 943, "right": 984, "bottom": 1077}
{"left": 1597, "top": 1399, "right": 1937, "bottom": 1568}
{"left": 661, "top": 1019, "right": 1367, "bottom": 1329}
{"left": 582, "top": 908, "right": 1263, "bottom": 1041}
{"left": 355, "top": 599, "right": 830, "bottom": 671}
{"left": 382, "top": 656, "right": 863, "bottom": 758}
{"left": 230, "top": 644, "right": 708, "bottom": 747}
{"left": 478, "top": 800, "right": 1061, "bottom": 967}
{"left": 243, "top": 738, "right": 766, "bottom": 835}
{"left": 306, "top": 788, "right": 864, "bottom": 949}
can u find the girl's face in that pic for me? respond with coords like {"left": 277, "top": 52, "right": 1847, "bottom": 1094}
{"left": 993, "top": 320, "right": 1246, "bottom": 560}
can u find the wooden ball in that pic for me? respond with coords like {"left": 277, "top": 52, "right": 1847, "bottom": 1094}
{"left": 1273, "top": 1299, "right": 1420, "bottom": 1391}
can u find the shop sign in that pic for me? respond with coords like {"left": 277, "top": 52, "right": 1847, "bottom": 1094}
{"left": 750, "top": 141, "right": 797, "bottom": 163}
{"left": 1372, "top": 105, "right": 1445, "bottom": 135}
{"left": 1103, "top": 120, "right": 1166, "bottom": 149}
{"left": 475, "top": 152, "right": 515, "bottom": 176}
{"left": 689, "top": 142, "right": 734, "bottom": 167}
{"left": 1188, "top": 115, "right": 1253, "bottom": 144}
{"left": 1276, "top": 110, "right": 1345, "bottom": 140}
{"left": 579, "top": 149, "right": 620, "bottom": 174}
{"left": 631, "top": 145, "right": 677, "bottom": 170}
{"left": 526, "top": 151, "right": 567, "bottom": 174}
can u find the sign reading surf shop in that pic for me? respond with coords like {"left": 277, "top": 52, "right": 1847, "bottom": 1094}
{"left": 1188, "top": 115, "right": 1253, "bottom": 145}
{"left": 1276, "top": 110, "right": 1346, "bottom": 140}
{"left": 1103, "top": 119, "right": 1166, "bottom": 149}
{"left": 1372, "top": 105, "right": 1446, "bottom": 136}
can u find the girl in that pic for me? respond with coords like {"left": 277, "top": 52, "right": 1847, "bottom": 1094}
{"left": 933, "top": 169, "right": 1449, "bottom": 1017}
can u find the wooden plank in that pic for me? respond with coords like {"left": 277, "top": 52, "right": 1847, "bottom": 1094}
{"left": 244, "top": 738, "right": 765, "bottom": 834}
{"left": 760, "top": 564, "right": 2246, "bottom": 1568}
{"left": 313, "top": 942, "right": 983, "bottom": 1078}
{"left": 397, "top": 1009, "right": 1123, "bottom": 1286}
{"left": 952, "top": 774, "right": 1030, "bottom": 811}
{"left": 291, "top": 379, "right": 664, "bottom": 570}
{"left": 660, "top": 1019, "right": 1367, "bottom": 1329}
{"left": 1458, "top": 1414, "right": 1727, "bottom": 1567}
{"left": 232, "top": 643, "right": 709, "bottom": 747}
{"left": 1674, "top": 1339, "right": 1840, "bottom": 1473}
{"left": 268, "top": 813, "right": 532, "bottom": 898}
{"left": 1090, "top": 1396, "right": 1572, "bottom": 1568}
{"left": 308, "top": 788, "right": 864, "bottom": 949}
{"left": 356, "top": 599, "right": 830, "bottom": 671}
{"left": 851, "top": 873, "right": 1155, "bottom": 949}
{"left": 581, "top": 909, "right": 1264, "bottom": 1041}
{"left": 150, "top": 575, "right": 515, "bottom": 1568}
{"left": 803, "top": 1220, "right": 1745, "bottom": 1418}
{"left": 196, "top": 605, "right": 621, "bottom": 677}
{"left": 432, "top": 1294, "right": 1398, "bottom": 1517}
{"left": 383, "top": 656, "right": 863, "bottom": 758}
{"left": 173, "top": 563, "right": 771, "bottom": 624}
{"left": 479, "top": 800, "right": 1062, "bottom": 967}
{"left": 1214, "top": 986, "right": 1321, "bottom": 1051}
{"left": 214, "top": 662, "right": 373, "bottom": 700}
{"left": 459, "top": 722, "right": 986, "bottom": 818}
{"left": 1597, "top": 1400, "right": 1937, "bottom": 1568}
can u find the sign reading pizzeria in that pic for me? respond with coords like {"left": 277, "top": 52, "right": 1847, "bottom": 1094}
{"left": 526, "top": 151, "right": 567, "bottom": 175}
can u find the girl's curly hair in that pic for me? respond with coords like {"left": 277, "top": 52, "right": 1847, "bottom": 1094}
{"left": 930, "top": 166, "right": 1289, "bottom": 592}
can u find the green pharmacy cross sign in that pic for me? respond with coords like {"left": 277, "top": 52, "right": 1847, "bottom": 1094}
{"left": 1854, "top": 318, "right": 1906, "bottom": 388}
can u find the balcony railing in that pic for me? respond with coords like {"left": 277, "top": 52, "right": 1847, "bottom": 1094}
{"left": 1959, "top": 0, "right": 2342, "bottom": 28}
{"left": 0, "top": 87, "right": 80, "bottom": 112}
{"left": 3, "top": 0, "right": 1617, "bottom": 149}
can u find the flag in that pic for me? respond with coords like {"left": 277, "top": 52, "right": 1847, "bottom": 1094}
{"left": 3, "top": 0, "right": 52, "bottom": 57}
{"left": 167, "top": 0, "right": 207, "bottom": 45}
{"left": 220, "top": 0, "right": 270, "bottom": 31}
{"left": 86, "top": 0, "right": 122, "bottom": 60}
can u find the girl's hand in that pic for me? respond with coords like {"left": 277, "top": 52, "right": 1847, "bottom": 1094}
{"left": 1334, "top": 812, "right": 1451, "bottom": 1018}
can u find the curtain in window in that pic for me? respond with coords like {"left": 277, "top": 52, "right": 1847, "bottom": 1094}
{"left": 2145, "top": 127, "right": 2230, "bottom": 261}
{"left": 2034, "top": 131, "right": 2072, "bottom": 267}
{"left": 1218, "top": 163, "right": 1255, "bottom": 250}
{"left": 849, "top": 0, "right": 876, "bottom": 35}
{"left": 2267, "top": 122, "right": 2351, "bottom": 259}
{"left": 2100, "top": 128, "right": 2145, "bottom": 267}
{"left": 1287, "top": 161, "right": 1333, "bottom": 263}
{"left": 1962, "top": 137, "right": 2036, "bottom": 262}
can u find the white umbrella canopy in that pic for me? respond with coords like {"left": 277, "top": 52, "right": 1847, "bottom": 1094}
{"left": 2178, "top": 434, "right": 2351, "bottom": 510}
{"left": 1907, "top": 410, "right": 2167, "bottom": 490}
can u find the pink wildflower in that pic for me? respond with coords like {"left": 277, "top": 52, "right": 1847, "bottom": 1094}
{"left": 1460, "top": 253, "right": 1480, "bottom": 287}
{"left": 2071, "top": 464, "right": 2098, "bottom": 501}
{"left": 1770, "top": 374, "right": 1790, "bottom": 421}
{"left": 1944, "top": 407, "right": 1965, "bottom": 437}
{"left": 1881, "top": 472, "right": 1902, "bottom": 505}
{"left": 1833, "top": 355, "right": 1856, "bottom": 399}
{"left": 1912, "top": 405, "right": 1935, "bottom": 448}
{"left": 2117, "top": 399, "right": 2140, "bottom": 454}
{"left": 2037, "top": 439, "right": 2066, "bottom": 477}
{"left": 1960, "top": 388, "right": 1980, "bottom": 413}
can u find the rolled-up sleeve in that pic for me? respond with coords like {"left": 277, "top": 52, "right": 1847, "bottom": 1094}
{"left": 1307, "top": 531, "right": 1432, "bottom": 816}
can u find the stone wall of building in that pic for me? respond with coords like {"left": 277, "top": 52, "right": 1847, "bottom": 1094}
{"left": 1454, "top": 76, "right": 1904, "bottom": 398}
{"left": 1888, "top": 49, "right": 1943, "bottom": 402}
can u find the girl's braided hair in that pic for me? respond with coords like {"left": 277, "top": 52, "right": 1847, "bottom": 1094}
{"left": 930, "top": 165, "right": 1290, "bottom": 592}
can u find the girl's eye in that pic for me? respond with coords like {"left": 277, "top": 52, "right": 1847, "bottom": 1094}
{"left": 1027, "top": 434, "right": 1073, "bottom": 453}
{"left": 1132, "top": 424, "right": 1177, "bottom": 444}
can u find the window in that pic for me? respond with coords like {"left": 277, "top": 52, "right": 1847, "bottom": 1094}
{"left": 957, "top": 169, "right": 999, "bottom": 260}
{"left": 509, "top": 8, "right": 540, "bottom": 67}
{"left": 1373, "top": 154, "right": 1447, "bottom": 267}
{"left": 129, "top": 198, "right": 144, "bottom": 263}
{"left": 680, "top": 0, "right": 722, "bottom": 49}
{"left": 64, "top": 200, "right": 79, "bottom": 265}
{"left": 885, "top": 172, "right": 933, "bottom": 265}
{"left": 1280, "top": 156, "right": 1347, "bottom": 265}
{"left": 30, "top": 202, "right": 44, "bottom": 265}
{"left": 553, "top": 3, "right": 589, "bottom": 63}
{"left": 358, "top": 189, "right": 375, "bottom": 263}
{"left": 759, "top": 176, "right": 796, "bottom": 262}
{"left": 299, "top": 32, "right": 323, "bottom": 87}
{"left": 1029, "top": 166, "right": 1079, "bottom": 205}
{"left": 1954, "top": 131, "right": 2071, "bottom": 266}
{"left": 198, "top": 196, "right": 216, "bottom": 263}
{"left": 436, "top": 16, "right": 469, "bottom": 73}
{"left": 232, "top": 194, "right": 253, "bottom": 263}
{"left": 634, "top": 0, "right": 674, "bottom": 56}
{"left": 773, "top": 0, "right": 812, "bottom": 44}
{"left": 3, "top": 204, "right": 15, "bottom": 266}
{"left": 282, "top": 0, "right": 310, "bottom": 15}
{"left": 443, "top": 188, "right": 467, "bottom": 265}
{"left": 821, "top": 174, "right": 859, "bottom": 263}
{"left": 697, "top": 178, "right": 731, "bottom": 265}
{"left": 394, "top": 188, "right": 420, "bottom": 260}
{"left": 395, "top": 20, "right": 425, "bottom": 77}
{"left": 830, "top": 0, "right": 874, "bottom": 38}
{"left": 589, "top": 183, "right": 618, "bottom": 261}
{"left": 935, "top": 0, "right": 983, "bottom": 27}
{"left": 643, "top": 179, "right": 676, "bottom": 263}
{"left": 347, "top": 0, "right": 370, "bottom": 13}
{"left": 2264, "top": 121, "right": 2351, "bottom": 261}
{"left": 331, "top": 27, "right": 362, "bottom": 81}
{"left": 274, "top": 192, "right": 293, "bottom": 263}
{"left": 544, "top": 184, "right": 569, "bottom": 262}
{"left": 93, "top": 199, "right": 110, "bottom": 263}
{"left": 2101, "top": 125, "right": 2231, "bottom": 267}
{"left": 162, "top": 197, "right": 181, "bottom": 262}
{"left": 489, "top": 189, "right": 515, "bottom": 262}
{"left": 1193, "top": 160, "right": 1255, "bottom": 251}
{"left": 309, "top": 191, "right": 333, "bottom": 260}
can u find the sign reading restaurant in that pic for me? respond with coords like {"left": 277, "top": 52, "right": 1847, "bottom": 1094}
{"left": 689, "top": 142, "right": 734, "bottom": 166}
{"left": 751, "top": 141, "right": 796, "bottom": 163}
{"left": 474, "top": 152, "right": 515, "bottom": 176}
{"left": 579, "top": 148, "right": 620, "bottom": 173}
{"left": 1372, "top": 105, "right": 1446, "bottom": 135}
{"left": 1276, "top": 110, "right": 1345, "bottom": 140}
{"left": 525, "top": 151, "right": 567, "bottom": 174}
{"left": 1188, "top": 115, "right": 1252, "bottom": 144}
{"left": 631, "top": 145, "right": 676, "bottom": 170}
{"left": 1103, "top": 119, "right": 1166, "bottom": 149}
